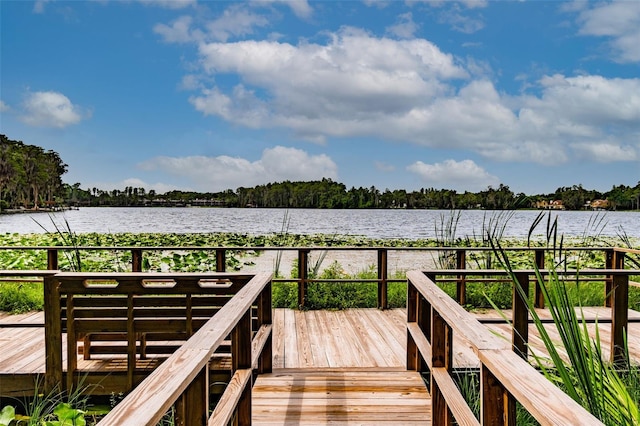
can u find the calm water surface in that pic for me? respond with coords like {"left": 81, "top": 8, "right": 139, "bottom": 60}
{"left": 1, "top": 207, "right": 639, "bottom": 239}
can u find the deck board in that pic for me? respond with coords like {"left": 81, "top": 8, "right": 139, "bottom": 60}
{"left": 252, "top": 368, "right": 431, "bottom": 425}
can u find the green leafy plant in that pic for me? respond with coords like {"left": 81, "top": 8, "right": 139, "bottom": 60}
{"left": 491, "top": 213, "right": 640, "bottom": 425}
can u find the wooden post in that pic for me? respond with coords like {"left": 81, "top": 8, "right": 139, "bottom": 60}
{"left": 456, "top": 250, "right": 466, "bottom": 305}
{"left": 126, "top": 293, "right": 136, "bottom": 391}
{"left": 534, "top": 249, "right": 545, "bottom": 308}
{"left": 258, "top": 283, "right": 273, "bottom": 374}
{"left": 44, "top": 275, "right": 62, "bottom": 394}
{"left": 232, "top": 310, "right": 252, "bottom": 425}
{"left": 417, "top": 294, "right": 431, "bottom": 373}
{"left": 297, "top": 249, "right": 309, "bottom": 309}
{"left": 481, "top": 365, "right": 515, "bottom": 425}
{"left": 431, "top": 310, "right": 453, "bottom": 425}
{"left": 66, "top": 293, "right": 76, "bottom": 392}
{"left": 216, "top": 248, "right": 226, "bottom": 272}
{"left": 175, "top": 367, "right": 209, "bottom": 426}
{"left": 377, "top": 249, "right": 388, "bottom": 310}
{"left": 512, "top": 272, "right": 529, "bottom": 359}
{"left": 131, "top": 248, "right": 143, "bottom": 272}
{"left": 47, "top": 248, "right": 58, "bottom": 270}
{"left": 406, "top": 281, "right": 418, "bottom": 371}
{"left": 611, "top": 273, "right": 629, "bottom": 366}
{"left": 604, "top": 249, "right": 614, "bottom": 307}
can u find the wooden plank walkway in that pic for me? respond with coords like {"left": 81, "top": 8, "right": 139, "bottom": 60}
{"left": 4, "top": 307, "right": 640, "bottom": 423}
{"left": 252, "top": 368, "right": 431, "bottom": 425}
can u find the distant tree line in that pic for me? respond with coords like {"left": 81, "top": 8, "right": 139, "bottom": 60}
{"left": 66, "top": 178, "right": 640, "bottom": 211}
{"left": 0, "top": 134, "right": 68, "bottom": 210}
{"left": 2, "top": 134, "right": 640, "bottom": 211}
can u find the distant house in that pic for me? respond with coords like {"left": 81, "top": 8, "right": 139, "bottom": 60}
{"left": 536, "top": 200, "right": 565, "bottom": 210}
{"left": 535, "top": 200, "right": 549, "bottom": 209}
{"left": 549, "top": 200, "right": 565, "bottom": 210}
{"left": 589, "top": 199, "right": 610, "bottom": 210}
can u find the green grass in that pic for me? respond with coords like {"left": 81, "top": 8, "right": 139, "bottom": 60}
{"left": 0, "top": 282, "right": 43, "bottom": 313}
{"left": 272, "top": 262, "right": 408, "bottom": 309}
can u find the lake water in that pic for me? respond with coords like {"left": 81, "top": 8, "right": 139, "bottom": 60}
{"left": 1, "top": 207, "right": 639, "bottom": 240}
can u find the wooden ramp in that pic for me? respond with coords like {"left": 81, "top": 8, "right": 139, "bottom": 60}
{"left": 252, "top": 368, "right": 431, "bottom": 425}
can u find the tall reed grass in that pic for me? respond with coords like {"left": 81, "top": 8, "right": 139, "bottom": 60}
{"left": 491, "top": 213, "right": 640, "bottom": 425}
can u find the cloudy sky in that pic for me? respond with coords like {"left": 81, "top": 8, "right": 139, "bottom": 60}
{"left": 1, "top": 0, "right": 639, "bottom": 195}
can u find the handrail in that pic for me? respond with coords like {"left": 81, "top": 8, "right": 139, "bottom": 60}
{"left": 422, "top": 268, "right": 639, "bottom": 364}
{"left": 1, "top": 245, "right": 637, "bottom": 309}
{"left": 406, "top": 270, "right": 604, "bottom": 425}
{"left": 97, "top": 272, "right": 272, "bottom": 426}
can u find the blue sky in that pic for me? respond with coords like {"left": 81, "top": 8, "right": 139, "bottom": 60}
{"left": 1, "top": 0, "right": 639, "bottom": 195}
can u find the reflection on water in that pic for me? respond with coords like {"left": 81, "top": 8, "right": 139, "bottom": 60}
{"left": 1, "top": 207, "right": 639, "bottom": 239}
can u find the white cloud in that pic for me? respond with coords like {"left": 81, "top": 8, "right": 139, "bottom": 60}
{"left": 459, "top": 0, "right": 488, "bottom": 9}
{"left": 138, "top": 146, "right": 338, "bottom": 192}
{"left": 575, "top": 1, "right": 640, "bottom": 63}
{"left": 183, "top": 25, "right": 639, "bottom": 169}
{"left": 386, "top": 12, "right": 419, "bottom": 39}
{"left": 438, "top": 8, "right": 485, "bottom": 34}
{"left": 252, "top": 0, "right": 313, "bottom": 19}
{"left": 138, "top": 0, "right": 196, "bottom": 9}
{"left": 0, "top": 100, "right": 9, "bottom": 112}
{"left": 89, "top": 178, "right": 183, "bottom": 194}
{"left": 407, "top": 159, "right": 499, "bottom": 191}
{"left": 154, "top": 16, "right": 200, "bottom": 43}
{"left": 414, "top": 1, "right": 486, "bottom": 33}
{"left": 33, "top": 0, "right": 51, "bottom": 14}
{"left": 191, "top": 28, "right": 467, "bottom": 137}
{"left": 571, "top": 142, "right": 637, "bottom": 163}
{"left": 375, "top": 161, "right": 395, "bottom": 172}
{"left": 206, "top": 4, "right": 269, "bottom": 42}
{"left": 21, "top": 91, "right": 86, "bottom": 128}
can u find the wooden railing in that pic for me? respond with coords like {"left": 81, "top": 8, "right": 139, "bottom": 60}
{"left": 419, "top": 268, "right": 640, "bottom": 364}
{"left": 93, "top": 272, "right": 272, "bottom": 426}
{"left": 1, "top": 245, "right": 637, "bottom": 309}
{"left": 407, "top": 269, "right": 606, "bottom": 425}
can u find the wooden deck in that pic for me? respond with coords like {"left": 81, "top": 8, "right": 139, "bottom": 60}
{"left": 3, "top": 307, "right": 640, "bottom": 423}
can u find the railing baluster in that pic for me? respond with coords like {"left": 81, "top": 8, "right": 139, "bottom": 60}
{"left": 216, "top": 248, "right": 226, "bottom": 272}
{"left": 611, "top": 272, "right": 629, "bottom": 366}
{"left": 131, "top": 248, "right": 143, "bottom": 272}
{"left": 66, "top": 293, "right": 77, "bottom": 391}
{"left": 534, "top": 249, "right": 545, "bottom": 308}
{"left": 377, "top": 248, "right": 388, "bottom": 310}
{"left": 417, "top": 293, "right": 431, "bottom": 373}
{"left": 406, "top": 282, "right": 418, "bottom": 371}
{"left": 512, "top": 272, "right": 529, "bottom": 359}
{"left": 44, "top": 275, "right": 62, "bottom": 394}
{"left": 232, "top": 310, "right": 252, "bottom": 425}
{"left": 481, "top": 365, "right": 514, "bottom": 425}
{"left": 176, "top": 367, "right": 209, "bottom": 426}
{"left": 297, "top": 249, "right": 309, "bottom": 309}
{"left": 605, "top": 249, "right": 615, "bottom": 307}
{"left": 47, "top": 248, "right": 58, "bottom": 270}
{"left": 257, "top": 284, "right": 273, "bottom": 374}
{"left": 456, "top": 250, "right": 466, "bottom": 305}
{"left": 431, "top": 309, "right": 453, "bottom": 425}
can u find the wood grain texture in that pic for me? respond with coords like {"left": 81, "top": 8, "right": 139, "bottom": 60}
{"left": 252, "top": 368, "right": 431, "bottom": 425}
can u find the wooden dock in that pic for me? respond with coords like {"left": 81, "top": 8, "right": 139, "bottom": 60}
{"left": 3, "top": 306, "right": 640, "bottom": 424}
{"left": 1, "top": 308, "right": 432, "bottom": 424}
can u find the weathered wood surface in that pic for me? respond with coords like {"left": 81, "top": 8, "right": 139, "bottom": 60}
{"left": 252, "top": 368, "right": 431, "bottom": 425}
